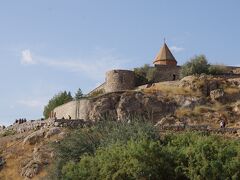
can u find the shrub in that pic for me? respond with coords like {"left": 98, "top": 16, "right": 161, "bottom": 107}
{"left": 146, "top": 67, "right": 158, "bottom": 83}
{"left": 180, "top": 55, "right": 229, "bottom": 78}
{"left": 208, "top": 64, "right": 229, "bottom": 75}
{"left": 48, "top": 119, "right": 240, "bottom": 180}
{"left": 163, "top": 133, "right": 240, "bottom": 179}
{"left": 62, "top": 139, "right": 175, "bottom": 180}
{"left": 180, "top": 55, "right": 209, "bottom": 78}
{"left": 48, "top": 120, "right": 157, "bottom": 179}
{"left": 134, "top": 64, "right": 152, "bottom": 86}
{"left": 0, "top": 130, "right": 16, "bottom": 137}
{"left": 224, "top": 87, "right": 240, "bottom": 95}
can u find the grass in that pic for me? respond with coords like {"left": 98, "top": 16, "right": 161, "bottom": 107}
{"left": 175, "top": 105, "right": 213, "bottom": 118}
{"left": 143, "top": 83, "right": 201, "bottom": 97}
{"left": 224, "top": 87, "right": 240, "bottom": 95}
{"left": 0, "top": 130, "right": 16, "bottom": 138}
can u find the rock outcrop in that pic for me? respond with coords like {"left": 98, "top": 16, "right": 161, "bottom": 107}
{"left": 23, "top": 129, "right": 46, "bottom": 145}
{"left": 45, "top": 127, "right": 61, "bottom": 138}
{"left": 179, "top": 75, "right": 223, "bottom": 96}
{"left": 89, "top": 91, "right": 177, "bottom": 122}
{"left": 210, "top": 89, "right": 225, "bottom": 101}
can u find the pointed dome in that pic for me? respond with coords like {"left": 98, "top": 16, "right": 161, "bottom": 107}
{"left": 153, "top": 43, "right": 177, "bottom": 66}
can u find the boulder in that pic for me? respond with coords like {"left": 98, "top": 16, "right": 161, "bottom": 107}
{"left": 180, "top": 75, "right": 222, "bottom": 96}
{"left": 88, "top": 91, "right": 177, "bottom": 122}
{"left": 116, "top": 92, "right": 177, "bottom": 122}
{"left": 233, "top": 101, "right": 240, "bottom": 114}
{"left": 154, "top": 115, "right": 179, "bottom": 127}
{"left": 89, "top": 95, "right": 120, "bottom": 121}
{"left": 210, "top": 89, "right": 225, "bottom": 101}
{"left": 21, "top": 160, "right": 41, "bottom": 178}
{"left": 23, "top": 130, "right": 45, "bottom": 145}
{"left": 174, "top": 95, "right": 205, "bottom": 108}
{"left": 45, "top": 127, "right": 61, "bottom": 138}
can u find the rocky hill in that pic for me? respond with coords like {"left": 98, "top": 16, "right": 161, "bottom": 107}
{"left": 0, "top": 75, "right": 240, "bottom": 179}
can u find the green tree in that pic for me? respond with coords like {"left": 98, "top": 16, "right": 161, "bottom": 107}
{"left": 43, "top": 91, "right": 73, "bottom": 119}
{"left": 62, "top": 139, "right": 175, "bottom": 180}
{"left": 146, "top": 67, "right": 158, "bottom": 83}
{"left": 134, "top": 64, "right": 152, "bottom": 86}
{"left": 75, "top": 88, "right": 83, "bottom": 100}
{"left": 47, "top": 119, "right": 240, "bottom": 180}
{"left": 208, "top": 64, "right": 228, "bottom": 75}
{"left": 180, "top": 55, "right": 210, "bottom": 78}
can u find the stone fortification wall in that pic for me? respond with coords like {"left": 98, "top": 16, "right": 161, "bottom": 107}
{"left": 105, "top": 70, "right": 135, "bottom": 92}
{"left": 154, "top": 65, "right": 181, "bottom": 82}
{"left": 53, "top": 99, "right": 91, "bottom": 120}
{"left": 53, "top": 101, "right": 78, "bottom": 119}
{"left": 88, "top": 82, "right": 106, "bottom": 96}
{"left": 2, "top": 119, "right": 91, "bottom": 133}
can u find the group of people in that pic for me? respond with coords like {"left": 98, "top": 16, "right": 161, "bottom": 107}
{"left": 0, "top": 125, "right": 6, "bottom": 129}
{"left": 15, "top": 118, "right": 27, "bottom": 124}
{"left": 61, "top": 115, "right": 72, "bottom": 120}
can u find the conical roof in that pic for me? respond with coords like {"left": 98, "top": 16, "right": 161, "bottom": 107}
{"left": 153, "top": 43, "right": 177, "bottom": 65}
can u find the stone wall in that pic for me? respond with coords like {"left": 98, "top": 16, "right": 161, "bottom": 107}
{"left": 105, "top": 70, "right": 135, "bottom": 92}
{"left": 154, "top": 65, "right": 181, "bottom": 82}
{"left": 53, "top": 99, "right": 92, "bottom": 120}
{"left": 53, "top": 101, "right": 78, "bottom": 119}
{"left": 87, "top": 82, "right": 106, "bottom": 96}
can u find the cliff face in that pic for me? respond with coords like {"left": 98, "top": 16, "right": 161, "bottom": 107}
{"left": 88, "top": 91, "right": 177, "bottom": 122}
{"left": 52, "top": 75, "right": 240, "bottom": 126}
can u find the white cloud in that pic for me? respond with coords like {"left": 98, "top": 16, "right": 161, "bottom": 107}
{"left": 20, "top": 48, "right": 129, "bottom": 82}
{"left": 169, "top": 46, "right": 185, "bottom": 53}
{"left": 21, "top": 49, "right": 35, "bottom": 64}
{"left": 17, "top": 98, "right": 47, "bottom": 108}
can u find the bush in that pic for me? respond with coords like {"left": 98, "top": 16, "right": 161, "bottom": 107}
{"left": 134, "top": 64, "right": 159, "bottom": 85}
{"left": 146, "top": 67, "right": 158, "bottom": 83}
{"left": 180, "top": 55, "right": 209, "bottom": 78}
{"left": 62, "top": 139, "right": 175, "bottom": 180}
{"left": 208, "top": 64, "right": 229, "bottom": 75}
{"left": 0, "top": 130, "right": 16, "bottom": 137}
{"left": 48, "top": 120, "right": 157, "bottom": 179}
{"left": 180, "top": 55, "right": 229, "bottom": 78}
{"left": 163, "top": 133, "right": 240, "bottom": 179}
{"left": 134, "top": 64, "right": 150, "bottom": 86}
{"left": 59, "top": 131, "right": 240, "bottom": 180}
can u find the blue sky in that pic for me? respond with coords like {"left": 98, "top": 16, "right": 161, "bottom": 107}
{"left": 0, "top": 0, "right": 240, "bottom": 125}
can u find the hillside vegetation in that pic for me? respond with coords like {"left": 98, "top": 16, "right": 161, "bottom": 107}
{"left": 46, "top": 120, "right": 240, "bottom": 180}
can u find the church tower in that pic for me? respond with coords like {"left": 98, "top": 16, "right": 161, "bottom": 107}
{"left": 153, "top": 42, "right": 177, "bottom": 66}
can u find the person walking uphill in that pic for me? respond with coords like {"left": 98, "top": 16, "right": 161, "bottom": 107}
{"left": 220, "top": 120, "right": 226, "bottom": 128}
{"left": 220, "top": 114, "right": 226, "bottom": 128}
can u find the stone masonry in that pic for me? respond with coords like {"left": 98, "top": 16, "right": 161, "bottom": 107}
{"left": 105, "top": 70, "right": 135, "bottom": 92}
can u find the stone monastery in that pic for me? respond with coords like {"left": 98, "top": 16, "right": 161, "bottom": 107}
{"left": 51, "top": 42, "right": 240, "bottom": 120}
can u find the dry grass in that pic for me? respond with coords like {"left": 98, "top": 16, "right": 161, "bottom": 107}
{"left": 175, "top": 107, "right": 192, "bottom": 117}
{"left": 175, "top": 105, "right": 215, "bottom": 118}
{"left": 224, "top": 87, "right": 240, "bottom": 95}
{"left": 144, "top": 83, "right": 201, "bottom": 97}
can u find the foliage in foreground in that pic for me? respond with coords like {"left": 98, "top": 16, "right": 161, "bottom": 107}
{"left": 48, "top": 120, "right": 240, "bottom": 180}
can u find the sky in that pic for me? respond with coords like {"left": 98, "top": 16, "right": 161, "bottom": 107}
{"left": 0, "top": 0, "right": 240, "bottom": 125}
